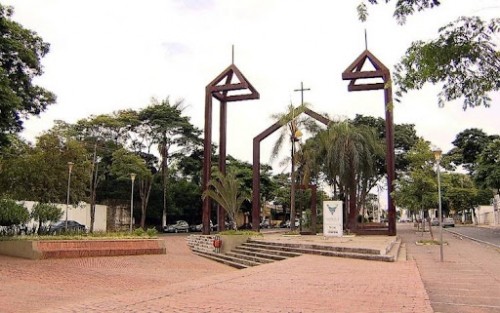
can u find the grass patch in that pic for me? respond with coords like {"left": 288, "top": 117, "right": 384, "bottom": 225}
{"left": 416, "top": 239, "right": 446, "bottom": 245}
{"left": 218, "top": 230, "right": 262, "bottom": 236}
{"left": 0, "top": 228, "right": 158, "bottom": 241}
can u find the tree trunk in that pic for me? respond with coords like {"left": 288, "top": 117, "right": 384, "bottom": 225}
{"left": 162, "top": 142, "right": 169, "bottom": 228}
{"left": 427, "top": 216, "right": 434, "bottom": 240}
{"left": 348, "top": 181, "right": 357, "bottom": 231}
{"left": 139, "top": 178, "right": 153, "bottom": 229}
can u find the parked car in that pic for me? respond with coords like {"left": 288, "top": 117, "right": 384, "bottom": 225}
{"left": 442, "top": 217, "right": 455, "bottom": 228}
{"left": 163, "top": 220, "right": 189, "bottom": 233}
{"left": 431, "top": 218, "right": 439, "bottom": 226}
{"left": 213, "top": 221, "right": 235, "bottom": 231}
{"left": 190, "top": 220, "right": 214, "bottom": 232}
{"left": 49, "top": 220, "right": 86, "bottom": 235}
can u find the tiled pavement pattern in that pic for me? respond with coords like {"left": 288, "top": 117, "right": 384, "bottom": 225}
{"left": 3, "top": 224, "right": 496, "bottom": 312}
{"left": 401, "top": 225, "right": 500, "bottom": 313}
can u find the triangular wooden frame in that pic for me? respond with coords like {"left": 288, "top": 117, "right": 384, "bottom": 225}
{"left": 207, "top": 64, "right": 260, "bottom": 102}
{"left": 341, "top": 49, "right": 389, "bottom": 92}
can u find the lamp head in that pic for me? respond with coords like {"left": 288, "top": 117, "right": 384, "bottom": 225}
{"left": 292, "top": 129, "right": 303, "bottom": 142}
{"left": 67, "top": 162, "right": 74, "bottom": 172}
{"left": 131, "top": 173, "right": 136, "bottom": 182}
{"left": 433, "top": 148, "right": 442, "bottom": 161}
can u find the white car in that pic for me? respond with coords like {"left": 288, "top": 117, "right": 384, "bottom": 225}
{"left": 442, "top": 217, "right": 455, "bottom": 228}
{"left": 163, "top": 220, "right": 189, "bottom": 233}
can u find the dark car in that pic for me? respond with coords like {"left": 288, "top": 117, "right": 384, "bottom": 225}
{"left": 49, "top": 220, "right": 86, "bottom": 235}
{"left": 163, "top": 220, "right": 189, "bottom": 233}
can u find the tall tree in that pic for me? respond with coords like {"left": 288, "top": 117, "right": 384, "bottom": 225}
{"left": 110, "top": 148, "right": 156, "bottom": 228}
{"left": 0, "top": 4, "right": 56, "bottom": 147}
{"left": 392, "top": 138, "right": 437, "bottom": 234}
{"left": 138, "top": 98, "right": 201, "bottom": 227}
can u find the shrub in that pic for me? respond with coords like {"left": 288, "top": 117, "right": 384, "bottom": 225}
{"left": 0, "top": 198, "right": 29, "bottom": 227}
{"left": 133, "top": 227, "right": 146, "bottom": 236}
{"left": 146, "top": 227, "right": 158, "bottom": 237}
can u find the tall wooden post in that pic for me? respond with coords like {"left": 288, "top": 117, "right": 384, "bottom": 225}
{"left": 342, "top": 49, "right": 397, "bottom": 236}
{"left": 202, "top": 63, "right": 259, "bottom": 234}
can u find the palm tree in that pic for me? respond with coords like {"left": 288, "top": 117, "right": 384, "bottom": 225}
{"left": 319, "top": 121, "right": 382, "bottom": 231}
{"left": 202, "top": 169, "right": 250, "bottom": 230}
{"left": 270, "top": 103, "right": 322, "bottom": 230}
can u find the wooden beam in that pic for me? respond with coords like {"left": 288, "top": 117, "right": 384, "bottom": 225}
{"left": 348, "top": 83, "right": 385, "bottom": 92}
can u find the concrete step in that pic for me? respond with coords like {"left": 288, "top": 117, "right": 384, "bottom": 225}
{"left": 246, "top": 239, "right": 397, "bottom": 262}
{"left": 193, "top": 251, "right": 250, "bottom": 269}
{"left": 192, "top": 236, "right": 399, "bottom": 269}
{"left": 225, "top": 251, "right": 275, "bottom": 264}
{"left": 233, "top": 245, "right": 301, "bottom": 259}
{"left": 247, "top": 240, "right": 381, "bottom": 255}
{"left": 193, "top": 250, "right": 262, "bottom": 267}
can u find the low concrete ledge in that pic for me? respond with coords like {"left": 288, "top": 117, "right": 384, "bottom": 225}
{"left": 188, "top": 234, "right": 255, "bottom": 254}
{"left": 0, "top": 239, "right": 166, "bottom": 260}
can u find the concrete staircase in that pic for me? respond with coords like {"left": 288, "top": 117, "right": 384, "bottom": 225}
{"left": 189, "top": 236, "right": 401, "bottom": 269}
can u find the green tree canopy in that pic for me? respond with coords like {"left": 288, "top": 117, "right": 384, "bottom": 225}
{"left": 392, "top": 139, "right": 437, "bottom": 217}
{"left": 448, "top": 128, "right": 499, "bottom": 173}
{"left": 0, "top": 132, "right": 89, "bottom": 203}
{"left": 358, "top": 1, "right": 500, "bottom": 109}
{"left": 0, "top": 4, "right": 56, "bottom": 147}
{"left": 474, "top": 139, "right": 500, "bottom": 194}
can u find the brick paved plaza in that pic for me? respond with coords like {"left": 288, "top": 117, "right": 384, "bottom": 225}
{"left": 1, "top": 224, "right": 498, "bottom": 312}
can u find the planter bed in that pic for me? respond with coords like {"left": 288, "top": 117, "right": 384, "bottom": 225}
{"left": 0, "top": 238, "right": 166, "bottom": 260}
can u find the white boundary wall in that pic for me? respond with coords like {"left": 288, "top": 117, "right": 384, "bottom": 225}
{"left": 19, "top": 201, "right": 107, "bottom": 231}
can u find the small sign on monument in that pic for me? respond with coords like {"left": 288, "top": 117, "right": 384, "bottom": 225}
{"left": 323, "top": 201, "right": 343, "bottom": 237}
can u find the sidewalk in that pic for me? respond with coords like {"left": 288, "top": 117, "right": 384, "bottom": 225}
{"left": 398, "top": 224, "right": 500, "bottom": 313}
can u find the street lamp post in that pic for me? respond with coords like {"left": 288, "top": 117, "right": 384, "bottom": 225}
{"left": 66, "top": 162, "right": 74, "bottom": 232}
{"left": 433, "top": 148, "right": 444, "bottom": 262}
{"left": 130, "top": 173, "right": 136, "bottom": 232}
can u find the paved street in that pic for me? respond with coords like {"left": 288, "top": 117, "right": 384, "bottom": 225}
{"left": 444, "top": 226, "right": 500, "bottom": 248}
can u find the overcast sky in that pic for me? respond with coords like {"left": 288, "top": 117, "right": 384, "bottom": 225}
{"left": 4, "top": 0, "right": 500, "bottom": 173}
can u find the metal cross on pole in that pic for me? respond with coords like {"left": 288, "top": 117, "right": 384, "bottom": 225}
{"left": 294, "top": 81, "right": 310, "bottom": 105}
{"left": 288, "top": 82, "right": 310, "bottom": 231}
